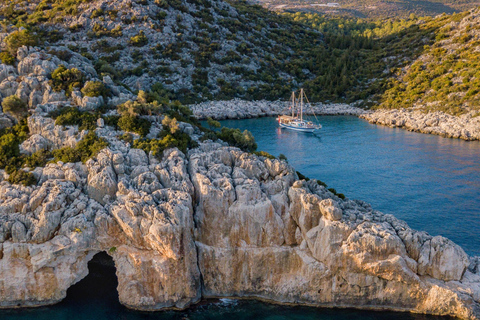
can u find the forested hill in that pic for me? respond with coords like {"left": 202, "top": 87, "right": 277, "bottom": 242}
{"left": 0, "top": 0, "right": 323, "bottom": 103}
{"left": 288, "top": 9, "right": 480, "bottom": 115}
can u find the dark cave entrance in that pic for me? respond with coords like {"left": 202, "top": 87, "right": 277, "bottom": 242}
{"left": 62, "top": 252, "right": 122, "bottom": 310}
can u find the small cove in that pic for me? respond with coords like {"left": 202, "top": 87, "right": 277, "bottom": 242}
{"left": 218, "top": 115, "right": 480, "bottom": 256}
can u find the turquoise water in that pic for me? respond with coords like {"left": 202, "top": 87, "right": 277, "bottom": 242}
{"left": 219, "top": 116, "right": 480, "bottom": 256}
{"left": 1, "top": 115, "right": 477, "bottom": 319}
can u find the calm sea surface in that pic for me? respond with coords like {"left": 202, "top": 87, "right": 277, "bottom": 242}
{"left": 2, "top": 115, "right": 477, "bottom": 320}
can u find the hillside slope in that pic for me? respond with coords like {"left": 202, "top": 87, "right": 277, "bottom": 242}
{"left": 0, "top": 0, "right": 321, "bottom": 102}
{"left": 257, "top": 0, "right": 480, "bottom": 19}
{"left": 378, "top": 9, "right": 480, "bottom": 115}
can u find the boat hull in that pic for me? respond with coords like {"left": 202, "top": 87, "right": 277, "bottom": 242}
{"left": 279, "top": 123, "right": 317, "bottom": 133}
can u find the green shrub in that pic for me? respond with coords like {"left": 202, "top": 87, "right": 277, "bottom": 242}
{"left": 4, "top": 29, "right": 38, "bottom": 56}
{"left": 81, "top": 81, "right": 108, "bottom": 97}
{"left": 23, "top": 149, "right": 52, "bottom": 168}
{"left": 253, "top": 150, "right": 275, "bottom": 159}
{"left": 50, "top": 65, "right": 85, "bottom": 96}
{"left": 7, "top": 169, "right": 37, "bottom": 186}
{"left": 133, "top": 130, "right": 198, "bottom": 157}
{"left": 53, "top": 132, "right": 107, "bottom": 163}
{"left": 162, "top": 115, "right": 179, "bottom": 134}
{"left": 199, "top": 131, "right": 217, "bottom": 142}
{"left": 50, "top": 107, "right": 97, "bottom": 131}
{"left": 207, "top": 117, "right": 221, "bottom": 130}
{"left": 118, "top": 115, "right": 151, "bottom": 137}
{"left": 296, "top": 171, "right": 309, "bottom": 181}
{"left": 0, "top": 133, "right": 21, "bottom": 168}
{"left": 129, "top": 31, "right": 148, "bottom": 47}
{"left": 278, "top": 154, "right": 287, "bottom": 162}
{"left": 117, "top": 98, "right": 163, "bottom": 117}
{"left": 216, "top": 127, "right": 257, "bottom": 152}
{"left": 2, "top": 95, "right": 28, "bottom": 121}
{"left": 0, "top": 51, "right": 15, "bottom": 65}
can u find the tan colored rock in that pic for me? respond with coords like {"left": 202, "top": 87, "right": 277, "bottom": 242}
{"left": 0, "top": 142, "right": 478, "bottom": 319}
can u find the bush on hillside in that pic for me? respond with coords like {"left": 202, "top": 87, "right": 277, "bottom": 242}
{"left": 23, "top": 149, "right": 52, "bottom": 168}
{"left": 50, "top": 107, "right": 97, "bottom": 131}
{"left": 133, "top": 130, "right": 198, "bottom": 157}
{"left": 117, "top": 115, "right": 151, "bottom": 137}
{"left": 52, "top": 132, "right": 107, "bottom": 163}
{"left": 253, "top": 150, "right": 276, "bottom": 159}
{"left": 216, "top": 127, "right": 257, "bottom": 152}
{"left": 4, "top": 29, "right": 38, "bottom": 56}
{"left": 2, "top": 95, "right": 28, "bottom": 121}
{"left": 0, "top": 51, "right": 15, "bottom": 65}
{"left": 81, "top": 81, "right": 109, "bottom": 97}
{"left": 0, "top": 120, "right": 29, "bottom": 169}
{"left": 50, "top": 65, "right": 85, "bottom": 95}
{"left": 162, "top": 115, "right": 179, "bottom": 134}
{"left": 129, "top": 31, "right": 148, "bottom": 47}
{"left": 7, "top": 169, "right": 37, "bottom": 186}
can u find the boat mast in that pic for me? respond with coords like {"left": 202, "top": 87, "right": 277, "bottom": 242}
{"left": 300, "top": 88, "right": 304, "bottom": 121}
{"left": 291, "top": 91, "right": 295, "bottom": 118}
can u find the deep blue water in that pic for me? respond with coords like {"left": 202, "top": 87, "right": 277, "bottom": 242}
{"left": 1, "top": 115, "right": 477, "bottom": 320}
{"left": 219, "top": 116, "right": 480, "bottom": 256}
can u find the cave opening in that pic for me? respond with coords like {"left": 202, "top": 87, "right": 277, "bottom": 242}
{"left": 61, "top": 251, "right": 124, "bottom": 314}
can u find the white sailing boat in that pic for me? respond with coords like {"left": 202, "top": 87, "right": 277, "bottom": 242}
{"left": 277, "top": 89, "right": 321, "bottom": 133}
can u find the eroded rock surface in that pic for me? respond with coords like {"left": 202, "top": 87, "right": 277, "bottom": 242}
{"left": 0, "top": 142, "right": 479, "bottom": 319}
{"left": 361, "top": 109, "right": 480, "bottom": 141}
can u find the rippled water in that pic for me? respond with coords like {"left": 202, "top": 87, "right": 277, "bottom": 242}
{"left": 1, "top": 115, "right": 477, "bottom": 320}
{"left": 219, "top": 116, "right": 480, "bottom": 256}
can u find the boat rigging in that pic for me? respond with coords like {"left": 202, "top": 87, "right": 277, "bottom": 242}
{"left": 277, "top": 89, "right": 322, "bottom": 133}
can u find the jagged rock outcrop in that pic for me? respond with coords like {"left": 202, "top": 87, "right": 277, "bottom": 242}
{"left": 0, "top": 46, "right": 134, "bottom": 131}
{"left": 0, "top": 141, "right": 479, "bottom": 318}
{"left": 361, "top": 109, "right": 480, "bottom": 141}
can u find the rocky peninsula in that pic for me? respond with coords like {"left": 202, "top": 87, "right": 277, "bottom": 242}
{"left": 189, "top": 99, "right": 366, "bottom": 120}
{"left": 0, "top": 46, "right": 479, "bottom": 319}
{"left": 361, "top": 109, "right": 480, "bottom": 141}
{"left": 1, "top": 135, "right": 480, "bottom": 318}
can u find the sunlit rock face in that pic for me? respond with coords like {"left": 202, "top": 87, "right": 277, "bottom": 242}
{"left": 0, "top": 141, "right": 479, "bottom": 319}
{"left": 361, "top": 109, "right": 480, "bottom": 141}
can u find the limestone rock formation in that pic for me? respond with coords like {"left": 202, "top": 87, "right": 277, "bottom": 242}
{"left": 0, "top": 140, "right": 479, "bottom": 319}
{"left": 361, "top": 109, "right": 480, "bottom": 141}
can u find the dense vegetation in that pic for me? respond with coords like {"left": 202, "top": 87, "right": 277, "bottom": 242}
{"left": 1, "top": 0, "right": 478, "bottom": 113}
{"left": 283, "top": 10, "right": 480, "bottom": 114}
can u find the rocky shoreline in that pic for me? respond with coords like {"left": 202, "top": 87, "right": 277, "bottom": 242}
{"left": 361, "top": 108, "right": 480, "bottom": 141}
{"left": 188, "top": 99, "right": 366, "bottom": 120}
{"left": 189, "top": 100, "right": 480, "bottom": 142}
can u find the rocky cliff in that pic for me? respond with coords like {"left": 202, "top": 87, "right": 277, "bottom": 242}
{"left": 1, "top": 135, "right": 479, "bottom": 318}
